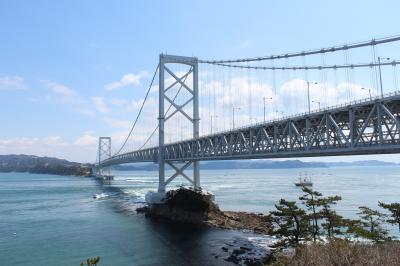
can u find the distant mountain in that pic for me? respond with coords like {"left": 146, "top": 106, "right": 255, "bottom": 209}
{"left": 326, "top": 160, "right": 399, "bottom": 167}
{"left": 112, "top": 159, "right": 399, "bottom": 171}
{"left": 2, "top": 155, "right": 395, "bottom": 176}
{"left": 0, "top": 154, "right": 93, "bottom": 176}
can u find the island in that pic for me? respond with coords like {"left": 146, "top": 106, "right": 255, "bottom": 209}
{"left": 0, "top": 154, "right": 93, "bottom": 176}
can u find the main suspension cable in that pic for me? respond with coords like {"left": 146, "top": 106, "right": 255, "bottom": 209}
{"left": 206, "top": 60, "right": 400, "bottom": 71}
{"left": 114, "top": 63, "right": 159, "bottom": 155}
{"left": 138, "top": 66, "right": 193, "bottom": 150}
{"left": 199, "top": 35, "right": 400, "bottom": 64}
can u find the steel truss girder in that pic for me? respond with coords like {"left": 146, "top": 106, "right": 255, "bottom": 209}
{"left": 99, "top": 93, "right": 400, "bottom": 167}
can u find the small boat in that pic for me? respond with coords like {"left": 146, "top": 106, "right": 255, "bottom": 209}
{"left": 295, "top": 173, "right": 313, "bottom": 187}
{"left": 93, "top": 193, "right": 109, "bottom": 199}
{"left": 95, "top": 174, "right": 114, "bottom": 181}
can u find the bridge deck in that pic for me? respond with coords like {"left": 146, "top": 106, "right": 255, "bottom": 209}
{"left": 99, "top": 92, "right": 400, "bottom": 167}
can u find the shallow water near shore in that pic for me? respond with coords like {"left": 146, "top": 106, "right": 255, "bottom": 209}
{"left": 1, "top": 165, "right": 399, "bottom": 265}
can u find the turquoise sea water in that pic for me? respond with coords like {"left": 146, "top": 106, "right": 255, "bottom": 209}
{"left": 1, "top": 166, "right": 399, "bottom": 265}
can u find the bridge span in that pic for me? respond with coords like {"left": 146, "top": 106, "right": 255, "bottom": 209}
{"left": 95, "top": 36, "right": 400, "bottom": 203}
{"left": 100, "top": 92, "right": 400, "bottom": 166}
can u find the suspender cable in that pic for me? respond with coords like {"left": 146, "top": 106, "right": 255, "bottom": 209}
{"left": 115, "top": 64, "right": 159, "bottom": 155}
{"left": 138, "top": 66, "right": 193, "bottom": 150}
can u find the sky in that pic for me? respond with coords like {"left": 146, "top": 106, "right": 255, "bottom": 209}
{"left": 1, "top": 0, "right": 400, "bottom": 163}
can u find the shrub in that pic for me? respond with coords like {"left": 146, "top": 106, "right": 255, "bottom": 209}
{"left": 270, "top": 240, "right": 400, "bottom": 266}
{"left": 165, "top": 187, "right": 213, "bottom": 213}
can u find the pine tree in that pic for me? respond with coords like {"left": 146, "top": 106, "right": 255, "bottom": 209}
{"left": 80, "top": 257, "right": 100, "bottom": 266}
{"left": 270, "top": 199, "right": 310, "bottom": 246}
{"left": 350, "top": 206, "right": 389, "bottom": 242}
{"left": 379, "top": 201, "right": 400, "bottom": 232}
{"left": 299, "top": 187, "right": 323, "bottom": 242}
{"left": 319, "top": 195, "right": 343, "bottom": 237}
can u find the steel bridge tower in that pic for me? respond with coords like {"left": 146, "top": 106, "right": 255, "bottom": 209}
{"left": 96, "top": 136, "right": 112, "bottom": 176}
{"left": 147, "top": 54, "right": 200, "bottom": 203}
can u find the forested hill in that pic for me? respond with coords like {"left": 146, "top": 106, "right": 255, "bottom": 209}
{"left": 0, "top": 154, "right": 92, "bottom": 176}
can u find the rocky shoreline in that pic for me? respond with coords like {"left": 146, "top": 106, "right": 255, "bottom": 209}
{"left": 136, "top": 187, "right": 274, "bottom": 265}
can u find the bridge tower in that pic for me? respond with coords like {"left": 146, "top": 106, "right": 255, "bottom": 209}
{"left": 148, "top": 54, "right": 199, "bottom": 203}
{"left": 97, "top": 136, "right": 112, "bottom": 176}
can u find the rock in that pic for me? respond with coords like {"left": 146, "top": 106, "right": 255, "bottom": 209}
{"left": 221, "top": 246, "right": 229, "bottom": 252}
{"left": 232, "top": 249, "right": 246, "bottom": 255}
{"left": 136, "top": 206, "right": 149, "bottom": 213}
{"left": 222, "top": 237, "right": 273, "bottom": 266}
{"left": 240, "top": 246, "right": 252, "bottom": 251}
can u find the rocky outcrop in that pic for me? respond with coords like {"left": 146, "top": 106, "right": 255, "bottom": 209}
{"left": 137, "top": 188, "right": 274, "bottom": 265}
{"left": 137, "top": 187, "right": 273, "bottom": 234}
{"left": 207, "top": 211, "right": 272, "bottom": 235}
{"left": 221, "top": 238, "right": 273, "bottom": 266}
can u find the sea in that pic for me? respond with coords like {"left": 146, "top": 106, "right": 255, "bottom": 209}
{"left": 1, "top": 166, "right": 400, "bottom": 265}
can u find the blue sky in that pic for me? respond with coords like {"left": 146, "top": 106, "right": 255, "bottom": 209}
{"left": 1, "top": 0, "right": 400, "bottom": 162}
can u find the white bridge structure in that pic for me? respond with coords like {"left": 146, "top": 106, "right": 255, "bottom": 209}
{"left": 95, "top": 36, "right": 400, "bottom": 203}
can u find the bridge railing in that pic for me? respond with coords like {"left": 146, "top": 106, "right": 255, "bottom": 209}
{"left": 100, "top": 89, "right": 400, "bottom": 164}
{"left": 142, "top": 89, "right": 400, "bottom": 149}
{"left": 225, "top": 90, "right": 400, "bottom": 133}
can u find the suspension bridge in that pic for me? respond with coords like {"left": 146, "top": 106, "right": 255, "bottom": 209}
{"left": 95, "top": 35, "right": 400, "bottom": 203}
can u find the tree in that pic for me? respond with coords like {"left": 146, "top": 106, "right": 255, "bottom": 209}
{"left": 379, "top": 201, "right": 400, "bottom": 232}
{"left": 351, "top": 206, "right": 389, "bottom": 242}
{"left": 80, "top": 257, "right": 100, "bottom": 266}
{"left": 319, "top": 195, "right": 343, "bottom": 237}
{"left": 270, "top": 199, "right": 310, "bottom": 246}
{"left": 299, "top": 187, "right": 323, "bottom": 242}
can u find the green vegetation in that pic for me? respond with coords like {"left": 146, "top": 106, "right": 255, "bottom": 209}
{"left": 0, "top": 154, "right": 92, "bottom": 176}
{"left": 271, "top": 187, "right": 399, "bottom": 246}
{"left": 270, "top": 199, "right": 309, "bottom": 246}
{"left": 165, "top": 187, "right": 214, "bottom": 213}
{"left": 80, "top": 257, "right": 100, "bottom": 266}
{"left": 269, "top": 188, "right": 400, "bottom": 265}
{"left": 379, "top": 201, "right": 400, "bottom": 232}
{"left": 350, "top": 206, "right": 389, "bottom": 242}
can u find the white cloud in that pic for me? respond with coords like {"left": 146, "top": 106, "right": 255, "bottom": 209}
{"left": 0, "top": 133, "right": 100, "bottom": 162}
{"left": 73, "top": 133, "right": 97, "bottom": 146}
{"left": 41, "top": 80, "right": 95, "bottom": 117}
{"left": 92, "top": 97, "right": 112, "bottom": 114}
{"left": 233, "top": 40, "right": 251, "bottom": 51}
{"left": 41, "top": 80, "right": 77, "bottom": 97}
{"left": 105, "top": 71, "right": 148, "bottom": 91}
{"left": 109, "top": 98, "right": 128, "bottom": 107}
{"left": 0, "top": 76, "right": 25, "bottom": 90}
{"left": 103, "top": 117, "right": 131, "bottom": 129}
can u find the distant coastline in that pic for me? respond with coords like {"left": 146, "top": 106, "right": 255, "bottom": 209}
{"left": 1, "top": 154, "right": 398, "bottom": 176}
{"left": 0, "top": 154, "right": 92, "bottom": 176}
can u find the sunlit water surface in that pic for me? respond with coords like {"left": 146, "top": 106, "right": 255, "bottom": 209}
{"left": 1, "top": 165, "right": 399, "bottom": 265}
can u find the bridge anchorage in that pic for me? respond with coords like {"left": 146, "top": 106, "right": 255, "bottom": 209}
{"left": 95, "top": 35, "right": 400, "bottom": 204}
